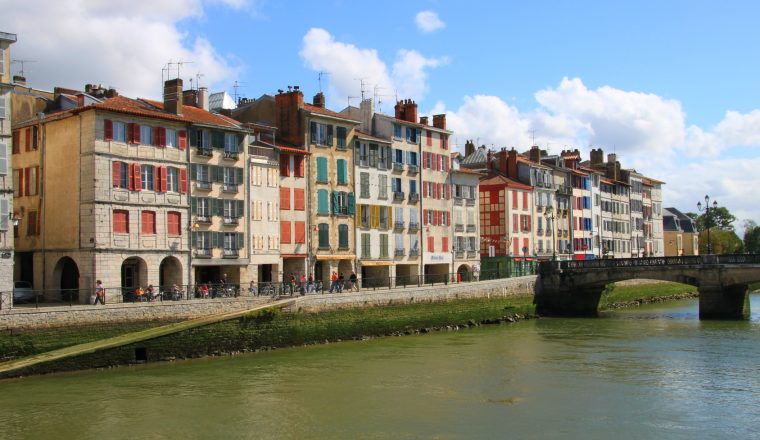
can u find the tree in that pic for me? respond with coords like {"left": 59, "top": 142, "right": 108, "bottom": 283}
{"left": 743, "top": 220, "right": 760, "bottom": 253}
{"left": 693, "top": 206, "right": 736, "bottom": 232}
{"left": 699, "top": 229, "right": 743, "bottom": 254}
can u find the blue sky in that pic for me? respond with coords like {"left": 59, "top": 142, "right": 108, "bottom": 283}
{"left": 3, "top": 0, "right": 759, "bottom": 227}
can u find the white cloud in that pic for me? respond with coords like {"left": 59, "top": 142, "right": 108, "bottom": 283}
{"left": 1, "top": 0, "right": 241, "bottom": 99}
{"left": 300, "top": 28, "right": 446, "bottom": 105}
{"left": 415, "top": 10, "right": 446, "bottom": 33}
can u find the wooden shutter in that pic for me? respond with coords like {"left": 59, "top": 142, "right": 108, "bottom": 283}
{"left": 236, "top": 200, "right": 244, "bottom": 218}
{"left": 297, "top": 155, "right": 305, "bottom": 177}
{"left": 112, "top": 161, "right": 121, "bottom": 187}
{"left": 179, "top": 168, "right": 188, "bottom": 193}
{"left": 422, "top": 181, "right": 427, "bottom": 197}
{"left": 191, "top": 197, "right": 197, "bottom": 214}
{"left": 280, "top": 187, "right": 291, "bottom": 210}
{"left": 347, "top": 192, "right": 355, "bottom": 215}
{"left": 280, "top": 221, "right": 291, "bottom": 243}
{"left": 127, "top": 123, "right": 136, "bottom": 144}
{"left": 157, "top": 127, "right": 167, "bottom": 147}
{"left": 337, "top": 159, "right": 346, "bottom": 184}
{"left": 294, "top": 188, "right": 304, "bottom": 210}
{"left": 332, "top": 191, "right": 339, "bottom": 215}
{"left": 178, "top": 130, "right": 187, "bottom": 150}
{"left": 104, "top": 119, "right": 113, "bottom": 141}
{"left": 280, "top": 154, "right": 290, "bottom": 176}
{"left": 24, "top": 167, "right": 30, "bottom": 195}
{"left": 294, "top": 221, "right": 305, "bottom": 243}
{"left": 133, "top": 164, "right": 142, "bottom": 191}
{"left": 160, "top": 166, "right": 168, "bottom": 192}
{"left": 236, "top": 167, "right": 243, "bottom": 184}
{"left": 154, "top": 166, "right": 161, "bottom": 192}
{"left": 317, "top": 189, "right": 328, "bottom": 214}
{"left": 445, "top": 184, "right": 451, "bottom": 200}
{"left": 317, "top": 157, "right": 327, "bottom": 182}
{"left": 442, "top": 237, "right": 448, "bottom": 252}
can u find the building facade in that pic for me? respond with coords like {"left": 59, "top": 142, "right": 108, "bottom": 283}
{"left": 0, "top": 31, "right": 16, "bottom": 294}
{"left": 450, "top": 155, "right": 481, "bottom": 279}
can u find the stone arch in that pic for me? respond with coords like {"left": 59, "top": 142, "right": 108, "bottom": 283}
{"left": 159, "top": 256, "right": 183, "bottom": 289}
{"left": 338, "top": 260, "right": 353, "bottom": 278}
{"left": 121, "top": 256, "right": 148, "bottom": 296}
{"left": 456, "top": 263, "right": 472, "bottom": 282}
{"left": 53, "top": 256, "right": 80, "bottom": 302}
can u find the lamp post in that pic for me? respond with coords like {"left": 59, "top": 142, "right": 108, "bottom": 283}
{"left": 545, "top": 206, "right": 556, "bottom": 261}
{"left": 697, "top": 195, "right": 718, "bottom": 254}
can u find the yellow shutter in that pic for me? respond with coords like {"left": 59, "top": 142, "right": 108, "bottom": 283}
{"left": 388, "top": 207, "right": 393, "bottom": 229}
{"left": 371, "top": 205, "right": 379, "bottom": 229}
{"left": 356, "top": 204, "right": 362, "bottom": 223}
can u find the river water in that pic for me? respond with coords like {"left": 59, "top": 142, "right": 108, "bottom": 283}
{"left": 1, "top": 295, "right": 759, "bottom": 440}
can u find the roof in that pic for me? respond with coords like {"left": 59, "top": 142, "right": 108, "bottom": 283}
{"left": 479, "top": 174, "right": 533, "bottom": 190}
{"left": 139, "top": 98, "right": 242, "bottom": 128}
{"left": 461, "top": 146, "right": 488, "bottom": 166}
{"left": 452, "top": 167, "right": 484, "bottom": 175}
{"left": 304, "top": 103, "right": 360, "bottom": 123}
{"left": 664, "top": 207, "right": 696, "bottom": 233}
{"left": 208, "top": 91, "right": 236, "bottom": 111}
{"left": 517, "top": 156, "right": 551, "bottom": 169}
{"left": 355, "top": 130, "right": 390, "bottom": 144}
{"left": 276, "top": 144, "right": 311, "bottom": 155}
{"left": 374, "top": 112, "right": 452, "bottom": 134}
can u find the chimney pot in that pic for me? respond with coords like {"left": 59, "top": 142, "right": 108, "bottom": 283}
{"left": 163, "top": 78, "right": 184, "bottom": 115}
{"left": 419, "top": 116, "right": 428, "bottom": 125}
{"left": 432, "top": 114, "right": 446, "bottom": 130}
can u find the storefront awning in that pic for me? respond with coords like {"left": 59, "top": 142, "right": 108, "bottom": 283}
{"left": 315, "top": 254, "right": 356, "bottom": 260}
{"left": 359, "top": 261, "right": 394, "bottom": 266}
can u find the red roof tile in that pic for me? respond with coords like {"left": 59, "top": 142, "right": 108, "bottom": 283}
{"left": 479, "top": 174, "right": 533, "bottom": 190}
{"left": 304, "top": 104, "right": 359, "bottom": 122}
{"left": 277, "top": 144, "right": 311, "bottom": 155}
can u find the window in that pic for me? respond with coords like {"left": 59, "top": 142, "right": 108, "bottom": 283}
{"left": 360, "top": 172, "right": 369, "bottom": 198}
{"left": 113, "top": 121, "right": 127, "bottom": 143}
{"left": 0, "top": 199, "right": 7, "bottom": 231}
{"left": 317, "top": 189, "right": 329, "bottom": 214}
{"left": 195, "top": 164, "right": 210, "bottom": 183}
{"left": 140, "top": 126, "right": 153, "bottom": 145}
{"left": 391, "top": 177, "right": 402, "bottom": 193}
{"left": 368, "top": 143, "right": 378, "bottom": 167}
{"left": 224, "top": 200, "right": 241, "bottom": 219}
{"left": 141, "top": 165, "right": 154, "bottom": 191}
{"left": 195, "top": 231, "right": 211, "bottom": 249}
{"left": 339, "top": 224, "right": 349, "bottom": 248}
{"left": 166, "top": 167, "right": 178, "bottom": 192}
{"left": 165, "top": 129, "right": 177, "bottom": 148}
{"left": 224, "top": 133, "right": 238, "bottom": 154}
{"left": 409, "top": 179, "right": 417, "bottom": 195}
{"left": 113, "top": 161, "right": 129, "bottom": 188}
{"left": 280, "top": 221, "right": 292, "bottom": 243}
{"left": 427, "top": 236, "right": 435, "bottom": 252}
{"left": 224, "top": 232, "right": 240, "bottom": 251}
{"left": 310, "top": 122, "right": 333, "bottom": 146}
{"left": 280, "top": 154, "right": 290, "bottom": 176}
{"left": 333, "top": 191, "right": 349, "bottom": 215}
{"left": 113, "top": 210, "right": 129, "bottom": 233}
{"left": 380, "top": 234, "right": 389, "bottom": 258}
{"left": 280, "top": 187, "right": 291, "bottom": 210}
{"left": 394, "top": 149, "right": 404, "bottom": 164}
{"left": 410, "top": 235, "right": 419, "bottom": 253}
{"left": 0, "top": 142, "right": 6, "bottom": 176}
{"left": 293, "top": 155, "right": 305, "bottom": 177}
{"left": 361, "top": 233, "right": 371, "bottom": 258}
{"left": 336, "top": 127, "right": 347, "bottom": 149}
{"left": 26, "top": 211, "right": 38, "bottom": 236}
{"left": 318, "top": 223, "right": 329, "bottom": 248}
{"left": 395, "top": 234, "right": 404, "bottom": 252}
{"left": 336, "top": 159, "right": 347, "bottom": 184}
{"left": 0, "top": 95, "right": 5, "bottom": 119}
{"left": 379, "top": 206, "right": 389, "bottom": 229}
{"left": 141, "top": 211, "right": 156, "bottom": 234}
{"left": 357, "top": 141, "right": 368, "bottom": 165}
{"left": 294, "top": 188, "right": 305, "bottom": 210}
{"left": 167, "top": 211, "right": 181, "bottom": 236}
{"left": 405, "top": 127, "right": 419, "bottom": 144}
{"left": 393, "top": 124, "right": 402, "bottom": 139}
{"left": 378, "top": 175, "right": 388, "bottom": 199}
{"left": 358, "top": 204, "right": 370, "bottom": 228}
{"left": 293, "top": 221, "right": 306, "bottom": 244}
{"left": 408, "top": 151, "right": 418, "bottom": 166}
{"left": 316, "top": 157, "right": 328, "bottom": 183}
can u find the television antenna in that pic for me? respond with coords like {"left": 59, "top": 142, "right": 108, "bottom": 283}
{"left": 354, "top": 78, "right": 367, "bottom": 100}
{"left": 11, "top": 59, "right": 36, "bottom": 77}
{"left": 318, "top": 71, "right": 330, "bottom": 92}
{"left": 232, "top": 80, "right": 247, "bottom": 103}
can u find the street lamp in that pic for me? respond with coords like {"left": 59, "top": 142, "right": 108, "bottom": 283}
{"left": 545, "top": 206, "right": 556, "bottom": 261}
{"left": 697, "top": 195, "right": 718, "bottom": 254}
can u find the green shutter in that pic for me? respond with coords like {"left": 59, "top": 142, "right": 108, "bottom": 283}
{"left": 331, "top": 191, "right": 339, "bottom": 215}
{"left": 347, "top": 192, "right": 355, "bottom": 215}
{"left": 236, "top": 167, "right": 244, "bottom": 184}
{"left": 212, "top": 232, "right": 221, "bottom": 248}
{"left": 191, "top": 163, "right": 197, "bottom": 180}
{"left": 191, "top": 197, "right": 197, "bottom": 214}
{"left": 212, "top": 166, "right": 222, "bottom": 183}
{"left": 212, "top": 131, "right": 224, "bottom": 149}
{"left": 236, "top": 200, "right": 244, "bottom": 217}
{"left": 237, "top": 134, "right": 244, "bottom": 152}
{"left": 188, "top": 128, "right": 197, "bottom": 147}
{"left": 237, "top": 232, "right": 245, "bottom": 249}
{"left": 214, "top": 198, "right": 223, "bottom": 216}
{"left": 317, "top": 157, "right": 327, "bottom": 182}
{"left": 337, "top": 159, "right": 346, "bottom": 184}
{"left": 317, "top": 189, "right": 328, "bottom": 214}
{"left": 310, "top": 121, "right": 317, "bottom": 144}
{"left": 326, "top": 125, "right": 333, "bottom": 145}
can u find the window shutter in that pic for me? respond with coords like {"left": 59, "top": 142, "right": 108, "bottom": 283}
{"left": 24, "top": 129, "right": 31, "bottom": 152}
{"left": 154, "top": 166, "right": 162, "bottom": 192}
{"left": 280, "top": 221, "right": 291, "bottom": 243}
{"left": 237, "top": 232, "right": 245, "bottom": 249}
{"left": 280, "top": 187, "right": 291, "bottom": 210}
{"left": 317, "top": 189, "right": 328, "bottom": 214}
{"left": 326, "top": 125, "right": 333, "bottom": 145}
{"left": 317, "top": 157, "right": 327, "bottom": 182}
{"left": 133, "top": 164, "right": 142, "bottom": 191}
{"left": 337, "top": 159, "right": 346, "bottom": 184}
{"left": 188, "top": 128, "right": 197, "bottom": 147}
{"left": 294, "top": 188, "right": 304, "bottom": 210}
{"left": 127, "top": 123, "right": 136, "bottom": 144}
{"left": 347, "top": 192, "right": 355, "bottom": 215}
{"left": 423, "top": 209, "right": 428, "bottom": 225}
{"left": 214, "top": 166, "right": 224, "bottom": 183}
{"left": 237, "top": 200, "right": 244, "bottom": 218}
{"left": 214, "top": 198, "right": 224, "bottom": 216}
{"left": 112, "top": 161, "right": 121, "bottom": 187}
{"left": 445, "top": 184, "right": 451, "bottom": 200}
{"left": 236, "top": 167, "right": 244, "bottom": 184}
{"left": 23, "top": 167, "right": 30, "bottom": 195}
{"left": 310, "top": 121, "right": 316, "bottom": 144}
{"left": 191, "top": 197, "right": 197, "bottom": 214}
{"left": 212, "top": 131, "right": 224, "bottom": 149}
{"left": 160, "top": 166, "right": 168, "bottom": 192}
{"left": 178, "top": 130, "right": 187, "bottom": 150}
{"left": 127, "top": 163, "right": 134, "bottom": 190}
{"left": 179, "top": 168, "right": 188, "bottom": 193}
{"left": 104, "top": 119, "right": 113, "bottom": 141}
{"left": 422, "top": 181, "right": 427, "bottom": 197}
{"left": 331, "top": 191, "right": 339, "bottom": 215}
{"left": 157, "top": 127, "right": 166, "bottom": 147}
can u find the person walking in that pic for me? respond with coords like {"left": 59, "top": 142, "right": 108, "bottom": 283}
{"left": 338, "top": 272, "right": 345, "bottom": 293}
{"left": 329, "top": 271, "right": 339, "bottom": 293}
{"left": 93, "top": 280, "right": 106, "bottom": 305}
{"left": 349, "top": 271, "right": 359, "bottom": 292}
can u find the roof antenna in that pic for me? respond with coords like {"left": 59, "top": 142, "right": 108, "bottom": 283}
{"left": 232, "top": 80, "right": 246, "bottom": 103}
{"left": 11, "top": 59, "right": 36, "bottom": 77}
{"left": 318, "top": 71, "right": 329, "bottom": 92}
{"left": 354, "top": 78, "right": 367, "bottom": 100}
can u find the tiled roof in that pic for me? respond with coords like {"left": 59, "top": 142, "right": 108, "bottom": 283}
{"left": 375, "top": 113, "right": 452, "bottom": 133}
{"left": 355, "top": 130, "right": 390, "bottom": 143}
{"left": 479, "top": 174, "right": 533, "bottom": 190}
{"left": 139, "top": 98, "right": 242, "bottom": 128}
{"left": 276, "top": 144, "right": 311, "bottom": 155}
{"left": 461, "top": 147, "right": 487, "bottom": 166}
{"left": 453, "top": 167, "right": 484, "bottom": 175}
{"left": 304, "top": 103, "right": 360, "bottom": 123}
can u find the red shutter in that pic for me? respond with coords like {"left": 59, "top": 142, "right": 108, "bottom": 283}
{"left": 24, "top": 168, "right": 31, "bottom": 195}
{"left": 294, "top": 188, "right": 305, "bottom": 210}
{"left": 154, "top": 166, "right": 161, "bottom": 192}
{"left": 12, "top": 131, "right": 19, "bottom": 154}
{"left": 17, "top": 168, "right": 24, "bottom": 197}
{"left": 442, "top": 237, "right": 448, "bottom": 252}
{"left": 445, "top": 184, "right": 451, "bottom": 200}
{"left": 280, "top": 187, "right": 291, "bottom": 210}
{"left": 427, "top": 130, "right": 432, "bottom": 146}
{"left": 133, "top": 164, "right": 142, "bottom": 191}
{"left": 423, "top": 152, "right": 429, "bottom": 169}
{"left": 280, "top": 154, "right": 290, "bottom": 176}
{"left": 294, "top": 221, "right": 305, "bottom": 243}
{"left": 436, "top": 183, "right": 441, "bottom": 199}
{"left": 153, "top": 127, "right": 160, "bottom": 146}
{"left": 112, "top": 161, "right": 121, "bottom": 187}
{"left": 280, "top": 221, "right": 291, "bottom": 243}
{"left": 423, "top": 209, "right": 428, "bottom": 225}
{"left": 159, "top": 128, "right": 167, "bottom": 147}
{"left": 127, "top": 123, "right": 136, "bottom": 144}
{"left": 104, "top": 119, "right": 113, "bottom": 141}
{"left": 179, "top": 168, "right": 188, "bottom": 193}
{"left": 127, "top": 163, "right": 134, "bottom": 190}
{"left": 35, "top": 166, "right": 40, "bottom": 196}
{"left": 422, "top": 181, "right": 427, "bottom": 197}
{"left": 25, "top": 129, "right": 31, "bottom": 152}
{"left": 297, "top": 156, "right": 305, "bottom": 177}
{"left": 428, "top": 236, "right": 435, "bottom": 252}
{"left": 178, "top": 130, "right": 187, "bottom": 150}
{"left": 445, "top": 156, "right": 450, "bottom": 170}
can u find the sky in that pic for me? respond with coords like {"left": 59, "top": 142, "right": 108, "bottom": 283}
{"left": 2, "top": 0, "right": 759, "bottom": 231}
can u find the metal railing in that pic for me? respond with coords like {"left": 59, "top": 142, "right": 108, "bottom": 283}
{"left": 541, "top": 253, "right": 760, "bottom": 272}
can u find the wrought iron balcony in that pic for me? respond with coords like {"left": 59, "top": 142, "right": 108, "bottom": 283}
{"left": 196, "top": 147, "right": 213, "bottom": 157}
{"left": 407, "top": 164, "right": 418, "bottom": 174}
{"left": 195, "top": 215, "right": 211, "bottom": 224}
{"left": 393, "top": 162, "right": 404, "bottom": 172}
{"left": 466, "top": 225, "right": 476, "bottom": 232}
{"left": 408, "top": 221, "right": 420, "bottom": 231}
{"left": 394, "top": 191, "right": 405, "bottom": 201}
{"left": 454, "top": 198, "right": 463, "bottom": 205}
{"left": 409, "top": 249, "right": 419, "bottom": 257}
{"left": 223, "top": 248, "right": 240, "bottom": 258}
{"left": 454, "top": 250, "right": 465, "bottom": 259}
{"left": 394, "top": 248, "right": 405, "bottom": 257}
{"left": 223, "top": 217, "right": 239, "bottom": 225}
{"left": 454, "top": 224, "right": 464, "bottom": 232}
{"left": 466, "top": 198, "right": 476, "bottom": 206}
{"left": 223, "top": 184, "right": 239, "bottom": 193}
{"left": 195, "top": 181, "right": 211, "bottom": 190}
{"left": 223, "top": 151, "right": 239, "bottom": 160}
{"left": 408, "top": 193, "right": 419, "bottom": 203}
{"left": 394, "top": 221, "right": 405, "bottom": 230}
{"left": 195, "top": 248, "right": 212, "bottom": 258}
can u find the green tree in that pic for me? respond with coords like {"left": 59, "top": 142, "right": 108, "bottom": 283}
{"left": 743, "top": 220, "right": 760, "bottom": 253}
{"left": 693, "top": 206, "right": 736, "bottom": 232}
{"left": 699, "top": 229, "right": 743, "bottom": 254}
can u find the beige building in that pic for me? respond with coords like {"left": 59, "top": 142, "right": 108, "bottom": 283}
{"left": 0, "top": 31, "right": 16, "bottom": 296}
{"left": 450, "top": 155, "right": 481, "bottom": 279}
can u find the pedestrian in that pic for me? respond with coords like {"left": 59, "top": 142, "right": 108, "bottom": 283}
{"left": 307, "top": 274, "right": 315, "bottom": 293}
{"left": 338, "top": 272, "right": 345, "bottom": 293}
{"left": 349, "top": 271, "right": 359, "bottom": 291}
{"left": 329, "top": 271, "right": 339, "bottom": 293}
{"left": 93, "top": 280, "right": 106, "bottom": 305}
{"left": 289, "top": 273, "right": 296, "bottom": 295}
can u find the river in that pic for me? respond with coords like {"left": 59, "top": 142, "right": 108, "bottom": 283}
{"left": 1, "top": 295, "right": 759, "bottom": 439}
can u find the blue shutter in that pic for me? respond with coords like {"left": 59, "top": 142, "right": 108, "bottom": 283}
{"left": 317, "top": 157, "right": 327, "bottom": 182}
{"left": 331, "top": 191, "right": 339, "bottom": 214}
{"left": 317, "top": 189, "right": 328, "bottom": 214}
{"left": 347, "top": 192, "right": 355, "bottom": 215}
{"left": 337, "top": 159, "right": 346, "bottom": 184}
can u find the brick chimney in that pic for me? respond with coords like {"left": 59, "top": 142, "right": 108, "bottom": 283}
{"left": 486, "top": 150, "right": 493, "bottom": 170}
{"left": 529, "top": 145, "right": 541, "bottom": 163}
{"left": 313, "top": 92, "right": 325, "bottom": 108}
{"left": 275, "top": 87, "right": 304, "bottom": 146}
{"left": 405, "top": 100, "right": 418, "bottom": 123}
{"left": 164, "top": 78, "right": 183, "bottom": 115}
{"left": 419, "top": 116, "right": 429, "bottom": 126}
{"left": 465, "top": 140, "right": 475, "bottom": 157}
{"left": 432, "top": 114, "right": 446, "bottom": 130}
{"left": 498, "top": 148, "right": 508, "bottom": 174}
{"left": 13, "top": 75, "right": 26, "bottom": 86}
{"left": 590, "top": 148, "right": 604, "bottom": 166}
{"left": 394, "top": 101, "right": 405, "bottom": 120}
{"left": 507, "top": 148, "right": 518, "bottom": 178}
{"left": 183, "top": 89, "right": 198, "bottom": 107}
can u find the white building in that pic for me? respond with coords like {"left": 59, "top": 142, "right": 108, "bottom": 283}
{"left": 0, "top": 31, "right": 15, "bottom": 296}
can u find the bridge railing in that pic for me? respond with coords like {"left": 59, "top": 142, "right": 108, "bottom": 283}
{"left": 540, "top": 254, "right": 760, "bottom": 272}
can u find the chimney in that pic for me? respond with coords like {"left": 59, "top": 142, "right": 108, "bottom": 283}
{"left": 486, "top": 150, "right": 494, "bottom": 170}
{"left": 419, "top": 116, "right": 429, "bottom": 126}
{"left": 590, "top": 148, "right": 604, "bottom": 166}
{"left": 499, "top": 148, "right": 508, "bottom": 174}
{"left": 394, "top": 100, "right": 405, "bottom": 120}
{"left": 465, "top": 140, "right": 475, "bottom": 157}
{"left": 507, "top": 148, "right": 518, "bottom": 178}
{"left": 198, "top": 87, "right": 209, "bottom": 111}
{"left": 529, "top": 145, "right": 541, "bottom": 163}
{"left": 313, "top": 92, "right": 326, "bottom": 108}
{"left": 164, "top": 78, "right": 183, "bottom": 115}
{"left": 405, "top": 99, "right": 418, "bottom": 123}
{"left": 13, "top": 75, "right": 26, "bottom": 86}
{"left": 607, "top": 153, "right": 617, "bottom": 164}
{"left": 106, "top": 88, "right": 118, "bottom": 98}
{"left": 183, "top": 89, "right": 198, "bottom": 107}
{"left": 275, "top": 87, "right": 304, "bottom": 145}
{"left": 432, "top": 114, "right": 446, "bottom": 130}
{"left": 359, "top": 98, "right": 374, "bottom": 133}
{"left": 76, "top": 94, "right": 85, "bottom": 107}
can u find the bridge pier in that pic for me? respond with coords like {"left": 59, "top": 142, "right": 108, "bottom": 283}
{"left": 698, "top": 284, "right": 750, "bottom": 320}
{"left": 534, "top": 284, "right": 605, "bottom": 317}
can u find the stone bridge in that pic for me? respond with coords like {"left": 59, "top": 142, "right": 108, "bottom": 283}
{"left": 535, "top": 254, "right": 760, "bottom": 320}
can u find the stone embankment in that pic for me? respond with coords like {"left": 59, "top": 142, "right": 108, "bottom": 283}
{"left": 602, "top": 292, "right": 699, "bottom": 310}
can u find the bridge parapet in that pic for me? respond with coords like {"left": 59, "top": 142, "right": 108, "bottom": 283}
{"left": 540, "top": 254, "right": 760, "bottom": 272}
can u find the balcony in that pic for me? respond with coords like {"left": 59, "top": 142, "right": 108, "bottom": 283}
{"left": 223, "top": 151, "right": 239, "bottom": 160}
{"left": 377, "top": 161, "right": 387, "bottom": 171}
{"left": 394, "top": 221, "right": 405, "bottom": 230}
{"left": 466, "top": 224, "right": 476, "bottom": 233}
{"left": 393, "top": 162, "right": 404, "bottom": 172}
{"left": 466, "top": 198, "right": 476, "bottom": 206}
{"left": 249, "top": 146, "right": 276, "bottom": 160}
{"left": 407, "top": 164, "right": 418, "bottom": 174}
{"left": 454, "top": 250, "right": 465, "bottom": 259}
{"left": 195, "top": 181, "right": 211, "bottom": 190}
{"left": 409, "top": 249, "right": 419, "bottom": 257}
{"left": 196, "top": 147, "right": 213, "bottom": 157}
{"left": 195, "top": 215, "right": 211, "bottom": 224}
{"left": 223, "top": 184, "right": 238, "bottom": 193}
{"left": 408, "top": 193, "right": 419, "bottom": 203}
{"left": 223, "top": 248, "right": 240, "bottom": 258}
{"left": 358, "top": 158, "right": 368, "bottom": 167}
{"left": 454, "top": 224, "right": 464, "bottom": 232}
{"left": 195, "top": 248, "right": 212, "bottom": 258}
{"left": 408, "top": 222, "right": 419, "bottom": 231}
{"left": 467, "top": 250, "right": 478, "bottom": 258}
{"left": 223, "top": 217, "right": 239, "bottom": 225}
{"left": 454, "top": 198, "right": 463, "bottom": 206}
{"left": 394, "top": 248, "right": 405, "bottom": 257}
{"left": 393, "top": 191, "right": 405, "bottom": 201}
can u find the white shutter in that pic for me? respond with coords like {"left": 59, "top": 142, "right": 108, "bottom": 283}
{"left": 0, "top": 143, "right": 6, "bottom": 176}
{"left": 0, "top": 95, "right": 6, "bottom": 119}
{"left": 0, "top": 199, "right": 8, "bottom": 230}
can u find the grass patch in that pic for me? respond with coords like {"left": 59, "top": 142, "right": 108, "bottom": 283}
{"left": 601, "top": 281, "right": 696, "bottom": 308}
{"left": 749, "top": 282, "right": 760, "bottom": 293}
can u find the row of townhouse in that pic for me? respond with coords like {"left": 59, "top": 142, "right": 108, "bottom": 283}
{"left": 8, "top": 77, "right": 482, "bottom": 302}
{"left": 0, "top": 31, "right": 16, "bottom": 293}
{"left": 461, "top": 143, "right": 665, "bottom": 274}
